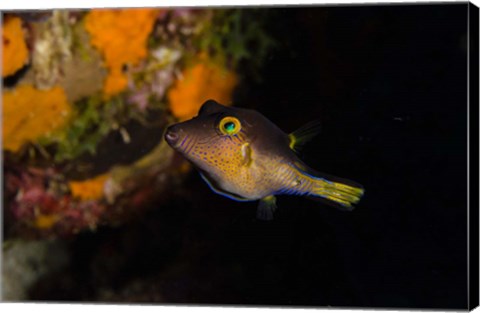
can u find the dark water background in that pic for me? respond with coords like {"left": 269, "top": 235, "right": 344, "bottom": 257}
{"left": 31, "top": 4, "right": 469, "bottom": 309}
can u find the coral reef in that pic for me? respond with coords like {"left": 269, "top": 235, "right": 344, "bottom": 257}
{"left": 2, "top": 84, "right": 71, "bottom": 152}
{"left": 2, "top": 7, "right": 272, "bottom": 240}
{"left": 168, "top": 54, "right": 238, "bottom": 120}
{"left": 4, "top": 163, "right": 107, "bottom": 236}
{"left": 3, "top": 136, "right": 181, "bottom": 238}
{"left": 2, "top": 16, "right": 29, "bottom": 77}
{"left": 127, "top": 46, "right": 181, "bottom": 111}
{"left": 29, "top": 11, "right": 73, "bottom": 89}
{"left": 2, "top": 7, "right": 273, "bottom": 303}
{"left": 68, "top": 174, "right": 109, "bottom": 201}
{"left": 84, "top": 9, "right": 160, "bottom": 97}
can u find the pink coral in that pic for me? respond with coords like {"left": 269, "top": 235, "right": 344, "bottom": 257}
{"left": 5, "top": 164, "right": 107, "bottom": 237}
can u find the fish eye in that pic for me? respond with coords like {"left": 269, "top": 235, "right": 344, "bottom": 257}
{"left": 219, "top": 116, "right": 241, "bottom": 136}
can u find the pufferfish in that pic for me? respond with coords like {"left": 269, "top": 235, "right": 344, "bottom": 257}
{"left": 165, "top": 100, "right": 364, "bottom": 220}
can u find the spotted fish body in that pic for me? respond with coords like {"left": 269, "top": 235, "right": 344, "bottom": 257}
{"left": 165, "top": 100, "right": 364, "bottom": 220}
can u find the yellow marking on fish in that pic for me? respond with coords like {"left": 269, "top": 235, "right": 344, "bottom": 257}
{"left": 241, "top": 143, "right": 253, "bottom": 166}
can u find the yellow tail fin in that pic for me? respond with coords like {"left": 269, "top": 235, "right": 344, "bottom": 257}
{"left": 289, "top": 162, "right": 365, "bottom": 210}
{"left": 311, "top": 179, "right": 364, "bottom": 210}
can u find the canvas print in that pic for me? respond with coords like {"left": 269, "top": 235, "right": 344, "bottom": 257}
{"left": 1, "top": 2, "right": 479, "bottom": 310}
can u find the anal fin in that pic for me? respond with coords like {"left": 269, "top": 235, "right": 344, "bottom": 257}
{"left": 256, "top": 195, "right": 277, "bottom": 221}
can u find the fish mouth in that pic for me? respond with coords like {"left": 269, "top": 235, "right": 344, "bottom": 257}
{"left": 165, "top": 125, "right": 181, "bottom": 147}
{"left": 165, "top": 131, "right": 179, "bottom": 145}
{"left": 165, "top": 125, "right": 195, "bottom": 154}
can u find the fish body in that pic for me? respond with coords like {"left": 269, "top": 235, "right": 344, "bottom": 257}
{"left": 165, "top": 100, "right": 364, "bottom": 220}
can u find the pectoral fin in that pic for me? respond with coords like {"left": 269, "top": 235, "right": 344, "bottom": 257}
{"left": 241, "top": 142, "right": 253, "bottom": 166}
{"left": 288, "top": 120, "right": 322, "bottom": 153}
{"left": 256, "top": 195, "right": 277, "bottom": 221}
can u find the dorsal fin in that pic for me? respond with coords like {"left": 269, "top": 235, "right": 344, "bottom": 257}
{"left": 288, "top": 120, "right": 322, "bottom": 153}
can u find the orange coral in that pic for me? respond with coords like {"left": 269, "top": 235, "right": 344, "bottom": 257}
{"left": 35, "top": 214, "right": 60, "bottom": 229}
{"left": 103, "top": 68, "right": 129, "bottom": 96}
{"left": 84, "top": 8, "right": 159, "bottom": 97}
{"left": 167, "top": 57, "right": 238, "bottom": 121}
{"left": 2, "top": 85, "right": 72, "bottom": 152}
{"left": 2, "top": 17, "right": 29, "bottom": 77}
{"left": 69, "top": 174, "right": 109, "bottom": 201}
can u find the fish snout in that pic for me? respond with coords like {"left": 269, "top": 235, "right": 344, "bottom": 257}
{"left": 165, "top": 125, "right": 181, "bottom": 146}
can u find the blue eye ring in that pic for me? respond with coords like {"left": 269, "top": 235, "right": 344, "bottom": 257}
{"left": 219, "top": 116, "right": 241, "bottom": 136}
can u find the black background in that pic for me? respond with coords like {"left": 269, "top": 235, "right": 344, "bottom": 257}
{"left": 31, "top": 4, "right": 470, "bottom": 309}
